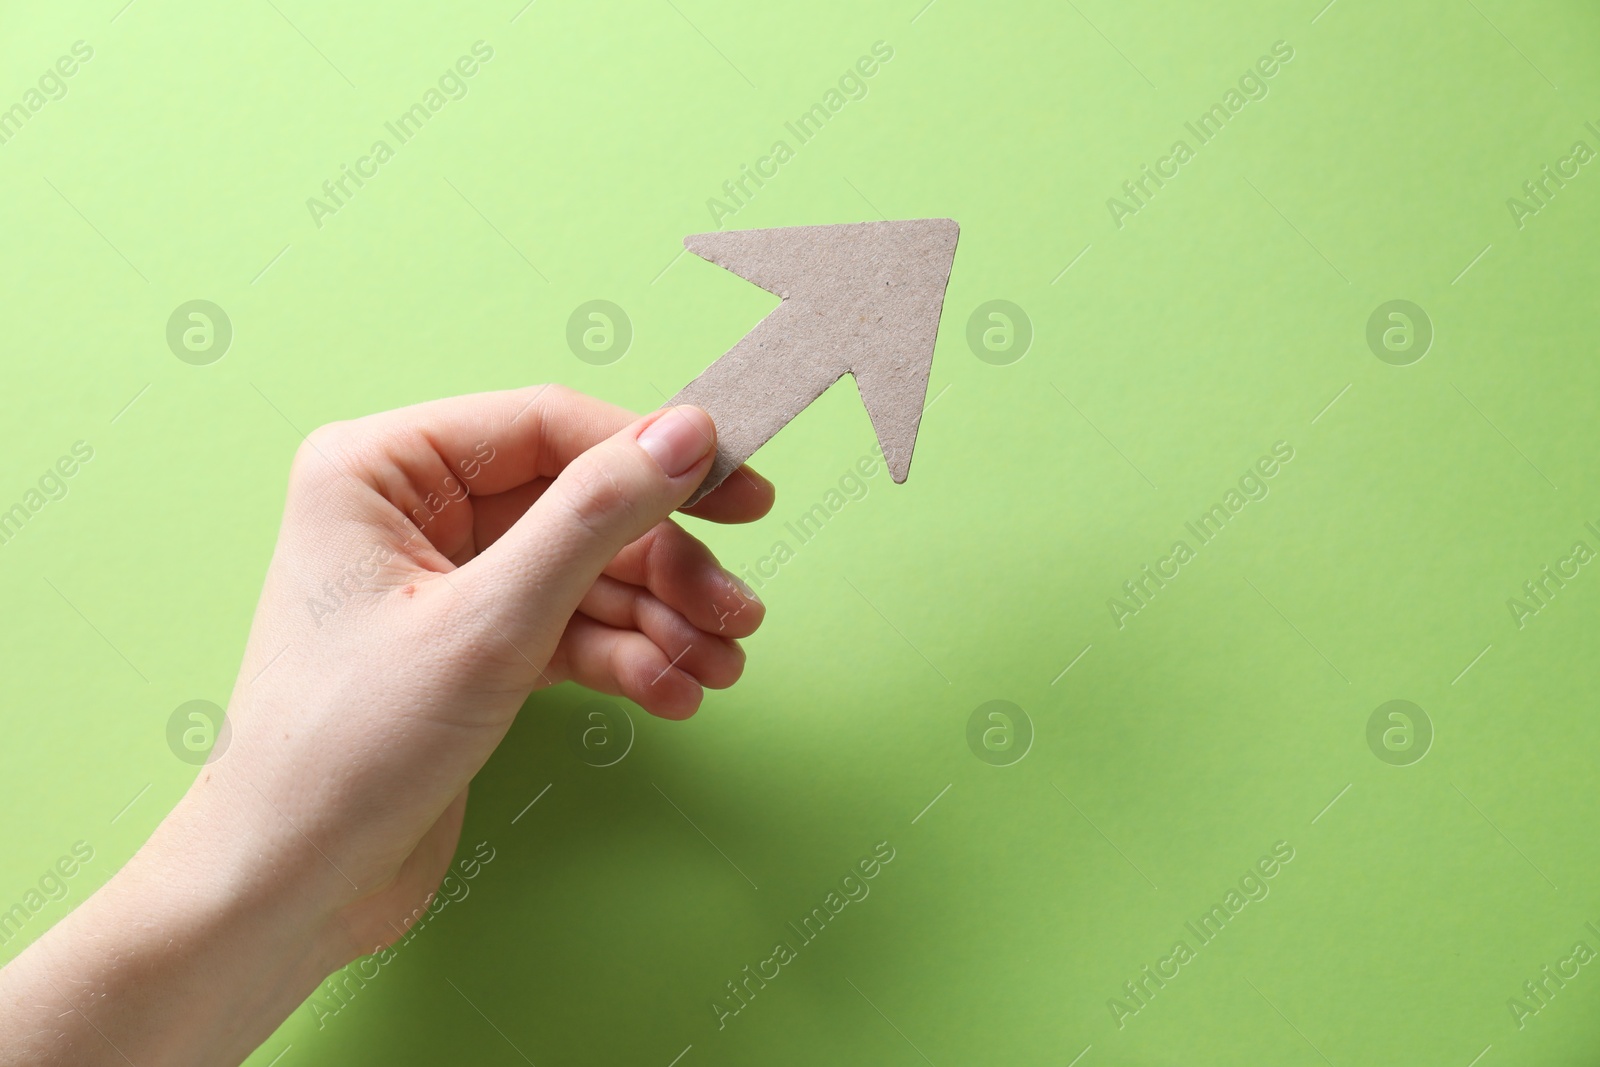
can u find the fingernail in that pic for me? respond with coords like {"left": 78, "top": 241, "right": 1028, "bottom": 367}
{"left": 637, "top": 407, "right": 714, "bottom": 477}
{"left": 723, "top": 567, "right": 761, "bottom": 604}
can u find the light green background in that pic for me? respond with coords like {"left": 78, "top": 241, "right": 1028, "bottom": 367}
{"left": 3, "top": 0, "right": 1600, "bottom": 1063}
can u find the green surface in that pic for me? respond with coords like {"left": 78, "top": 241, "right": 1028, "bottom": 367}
{"left": 3, "top": 0, "right": 1600, "bottom": 1063}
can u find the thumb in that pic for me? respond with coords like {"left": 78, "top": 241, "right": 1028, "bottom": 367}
{"left": 458, "top": 405, "right": 717, "bottom": 659}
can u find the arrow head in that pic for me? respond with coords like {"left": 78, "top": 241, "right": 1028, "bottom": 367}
{"left": 672, "top": 218, "right": 960, "bottom": 504}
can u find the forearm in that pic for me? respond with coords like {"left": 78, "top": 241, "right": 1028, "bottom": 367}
{"left": 0, "top": 779, "right": 349, "bottom": 1067}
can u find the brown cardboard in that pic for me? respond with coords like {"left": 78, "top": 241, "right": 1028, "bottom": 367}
{"left": 670, "top": 218, "right": 960, "bottom": 506}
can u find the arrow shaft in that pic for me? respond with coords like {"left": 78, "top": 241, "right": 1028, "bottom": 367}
{"left": 671, "top": 316, "right": 848, "bottom": 502}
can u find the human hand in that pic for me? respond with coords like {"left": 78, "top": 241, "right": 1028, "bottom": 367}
{"left": 0, "top": 385, "right": 771, "bottom": 1065}
{"left": 222, "top": 384, "right": 771, "bottom": 952}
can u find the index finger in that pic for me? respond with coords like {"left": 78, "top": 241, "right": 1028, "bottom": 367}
{"left": 349, "top": 384, "right": 775, "bottom": 523}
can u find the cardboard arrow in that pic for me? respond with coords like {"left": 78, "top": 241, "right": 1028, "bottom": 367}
{"left": 669, "top": 218, "right": 960, "bottom": 506}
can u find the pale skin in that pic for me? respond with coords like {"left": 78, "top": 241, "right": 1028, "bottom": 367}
{"left": 0, "top": 386, "right": 772, "bottom": 1065}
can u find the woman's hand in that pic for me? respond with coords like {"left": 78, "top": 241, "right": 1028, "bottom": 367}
{"left": 0, "top": 385, "right": 772, "bottom": 1066}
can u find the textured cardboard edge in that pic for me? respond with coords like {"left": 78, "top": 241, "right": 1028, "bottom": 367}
{"left": 670, "top": 218, "right": 960, "bottom": 506}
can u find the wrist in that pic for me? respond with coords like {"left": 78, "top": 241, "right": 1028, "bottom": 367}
{"left": 157, "top": 766, "right": 358, "bottom": 965}
{"left": 0, "top": 776, "right": 349, "bottom": 1067}
{"left": 107, "top": 781, "right": 349, "bottom": 1062}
